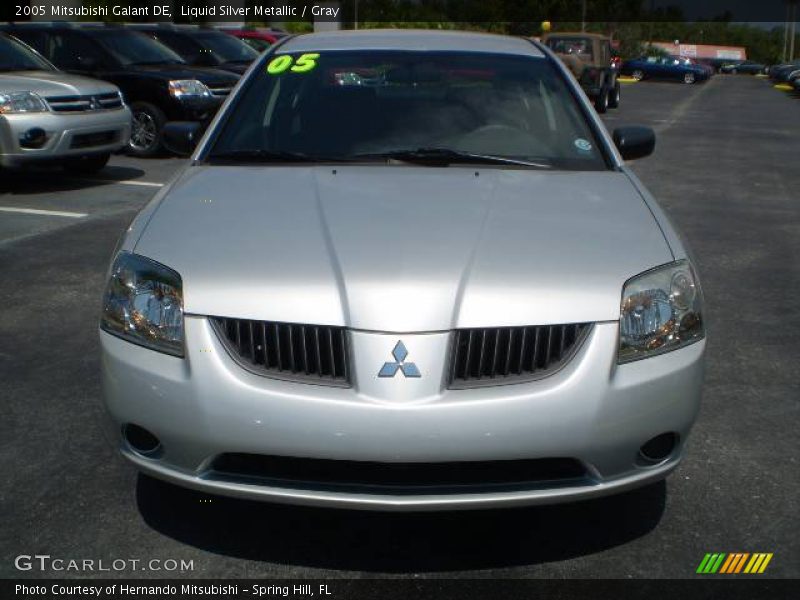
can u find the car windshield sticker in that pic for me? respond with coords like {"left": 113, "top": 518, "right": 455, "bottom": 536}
{"left": 267, "top": 53, "right": 321, "bottom": 75}
{"left": 574, "top": 138, "right": 592, "bottom": 152}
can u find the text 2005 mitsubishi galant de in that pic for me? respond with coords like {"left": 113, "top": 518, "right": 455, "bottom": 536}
{"left": 100, "top": 30, "right": 705, "bottom": 510}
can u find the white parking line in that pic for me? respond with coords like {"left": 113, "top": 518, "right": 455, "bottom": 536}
{"left": 83, "top": 179, "right": 165, "bottom": 188}
{"left": 0, "top": 207, "right": 87, "bottom": 218}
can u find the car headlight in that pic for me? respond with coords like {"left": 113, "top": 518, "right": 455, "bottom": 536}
{"left": 0, "top": 91, "right": 48, "bottom": 114}
{"left": 100, "top": 252, "right": 184, "bottom": 357}
{"left": 168, "top": 79, "right": 211, "bottom": 99}
{"left": 619, "top": 260, "right": 704, "bottom": 363}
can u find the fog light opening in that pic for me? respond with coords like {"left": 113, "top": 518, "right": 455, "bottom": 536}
{"left": 19, "top": 127, "right": 47, "bottom": 149}
{"left": 124, "top": 424, "right": 162, "bottom": 457}
{"left": 638, "top": 432, "right": 678, "bottom": 464}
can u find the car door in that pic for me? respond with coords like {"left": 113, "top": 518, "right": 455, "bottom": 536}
{"left": 643, "top": 56, "right": 662, "bottom": 79}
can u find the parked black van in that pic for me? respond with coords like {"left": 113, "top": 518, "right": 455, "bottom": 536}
{"left": 128, "top": 25, "right": 259, "bottom": 75}
{"left": 2, "top": 23, "right": 239, "bottom": 156}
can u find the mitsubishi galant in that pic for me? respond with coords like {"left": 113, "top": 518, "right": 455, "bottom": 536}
{"left": 99, "top": 30, "right": 705, "bottom": 510}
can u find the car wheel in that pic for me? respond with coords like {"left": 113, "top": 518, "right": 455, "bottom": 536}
{"left": 731, "top": 68, "right": 737, "bottom": 75}
{"left": 683, "top": 72, "right": 696, "bottom": 84}
{"left": 129, "top": 102, "right": 165, "bottom": 157}
{"left": 608, "top": 81, "right": 621, "bottom": 108}
{"left": 63, "top": 153, "right": 110, "bottom": 174}
{"left": 631, "top": 69, "right": 645, "bottom": 81}
{"left": 594, "top": 88, "right": 609, "bottom": 113}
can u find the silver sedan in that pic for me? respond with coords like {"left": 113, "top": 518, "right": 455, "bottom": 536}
{"left": 99, "top": 30, "right": 705, "bottom": 511}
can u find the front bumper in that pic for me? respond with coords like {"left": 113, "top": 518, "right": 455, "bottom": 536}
{"left": 0, "top": 107, "right": 131, "bottom": 167}
{"left": 100, "top": 318, "right": 705, "bottom": 511}
{"left": 164, "top": 94, "right": 227, "bottom": 123}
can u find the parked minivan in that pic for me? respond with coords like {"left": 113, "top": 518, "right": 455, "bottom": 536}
{"left": 2, "top": 22, "right": 239, "bottom": 156}
{"left": 0, "top": 32, "right": 130, "bottom": 172}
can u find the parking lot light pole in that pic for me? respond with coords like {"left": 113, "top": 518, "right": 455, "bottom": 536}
{"left": 581, "top": 0, "right": 587, "bottom": 31}
{"left": 785, "top": 1, "right": 798, "bottom": 62}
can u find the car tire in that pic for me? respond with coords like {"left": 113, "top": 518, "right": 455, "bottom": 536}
{"left": 683, "top": 72, "right": 696, "bottom": 84}
{"left": 129, "top": 102, "right": 165, "bottom": 157}
{"left": 63, "top": 153, "right": 110, "bottom": 174}
{"left": 608, "top": 81, "right": 621, "bottom": 108}
{"left": 631, "top": 69, "right": 645, "bottom": 81}
{"left": 594, "top": 87, "right": 609, "bottom": 113}
{"left": 731, "top": 68, "right": 737, "bottom": 75}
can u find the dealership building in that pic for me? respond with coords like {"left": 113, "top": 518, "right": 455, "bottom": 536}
{"left": 650, "top": 41, "right": 747, "bottom": 60}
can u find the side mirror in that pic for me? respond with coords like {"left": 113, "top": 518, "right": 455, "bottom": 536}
{"left": 162, "top": 122, "right": 204, "bottom": 156}
{"left": 612, "top": 126, "right": 655, "bottom": 161}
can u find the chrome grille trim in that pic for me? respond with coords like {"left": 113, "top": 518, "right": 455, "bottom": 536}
{"left": 45, "top": 92, "right": 123, "bottom": 112}
{"left": 449, "top": 323, "right": 592, "bottom": 388}
{"left": 207, "top": 87, "right": 232, "bottom": 97}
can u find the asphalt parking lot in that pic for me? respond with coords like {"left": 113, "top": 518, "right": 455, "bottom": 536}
{"left": 1, "top": 74, "right": 798, "bottom": 579}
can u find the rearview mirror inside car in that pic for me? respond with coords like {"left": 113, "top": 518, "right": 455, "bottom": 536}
{"left": 612, "top": 126, "right": 656, "bottom": 161}
{"left": 162, "top": 122, "right": 204, "bottom": 157}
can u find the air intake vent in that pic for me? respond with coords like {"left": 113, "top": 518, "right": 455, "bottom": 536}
{"left": 449, "top": 323, "right": 591, "bottom": 388}
{"left": 211, "top": 318, "right": 350, "bottom": 386}
{"left": 209, "top": 453, "right": 589, "bottom": 494}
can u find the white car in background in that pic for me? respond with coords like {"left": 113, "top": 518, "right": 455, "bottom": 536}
{"left": 0, "top": 33, "right": 130, "bottom": 173}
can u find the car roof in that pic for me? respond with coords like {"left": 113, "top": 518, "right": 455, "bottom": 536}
{"left": 281, "top": 29, "right": 544, "bottom": 57}
{"left": 542, "top": 32, "right": 610, "bottom": 40}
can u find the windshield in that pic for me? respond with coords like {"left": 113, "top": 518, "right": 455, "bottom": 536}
{"left": 208, "top": 51, "right": 607, "bottom": 170}
{"left": 0, "top": 35, "right": 54, "bottom": 72}
{"left": 545, "top": 38, "right": 594, "bottom": 61}
{"left": 92, "top": 30, "right": 184, "bottom": 66}
{"left": 240, "top": 37, "right": 272, "bottom": 52}
{"left": 193, "top": 31, "right": 258, "bottom": 63}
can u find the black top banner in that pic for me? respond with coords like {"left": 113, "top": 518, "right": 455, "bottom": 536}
{"left": 2, "top": 0, "right": 799, "bottom": 23}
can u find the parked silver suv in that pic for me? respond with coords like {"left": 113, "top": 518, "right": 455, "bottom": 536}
{"left": 0, "top": 33, "right": 130, "bottom": 173}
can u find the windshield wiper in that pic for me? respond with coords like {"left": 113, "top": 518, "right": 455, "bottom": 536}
{"left": 351, "top": 148, "right": 552, "bottom": 168}
{"left": 205, "top": 149, "right": 353, "bottom": 164}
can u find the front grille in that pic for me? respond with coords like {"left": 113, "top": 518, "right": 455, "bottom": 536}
{"left": 209, "top": 453, "right": 588, "bottom": 494}
{"left": 449, "top": 323, "right": 592, "bottom": 388}
{"left": 46, "top": 92, "right": 123, "bottom": 112}
{"left": 211, "top": 318, "right": 349, "bottom": 386}
{"left": 69, "top": 130, "right": 119, "bottom": 149}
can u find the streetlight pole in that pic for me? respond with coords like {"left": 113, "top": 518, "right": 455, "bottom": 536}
{"left": 789, "top": 1, "right": 797, "bottom": 60}
{"left": 581, "top": 0, "right": 587, "bottom": 32}
{"left": 783, "top": 1, "right": 792, "bottom": 62}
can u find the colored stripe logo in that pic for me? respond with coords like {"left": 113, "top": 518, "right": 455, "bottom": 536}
{"left": 697, "top": 553, "right": 773, "bottom": 574}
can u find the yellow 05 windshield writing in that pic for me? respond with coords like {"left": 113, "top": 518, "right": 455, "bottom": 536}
{"left": 267, "top": 53, "right": 321, "bottom": 75}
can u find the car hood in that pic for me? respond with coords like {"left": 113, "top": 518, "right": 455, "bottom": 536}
{"left": 135, "top": 166, "right": 674, "bottom": 331}
{"left": 129, "top": 64, "right": 238, "bottom": 86}
{"left": 217, "top": 61, "right": 251, "bottom": 75}
{"left": 0, "top": 71, "right": 119, "bottom": 96}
